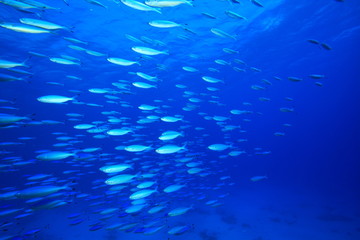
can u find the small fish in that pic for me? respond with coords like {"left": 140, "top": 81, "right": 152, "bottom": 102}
{"left": 121, "top": 0, "right": 161, "bottom": 14}
{"left": 136, "top": 72, "right": 158, "bottom": 81}
{"left": 208, "top": 144, "right": 231, "bottom": 151}
{"left": 0, "top": 0, "right": 38, "bottom": 9}
{"left": 211, "top": 28, "right": 236, "bottom": 40}
{"left": 309, "top": 74, "right": 325, "bottom": 79}
{"left": 19, "top": 18, "right": 66, "bottom": 30}
{"left": 250, "top": 175, "right": 268, "bottom": 182}
{"left": 307, "top": 39, "right": 320, "bottom": 45}
{"left": 0, "top": 73, "right": 23, "bottom": 82}
{"left": 132, "top": 46, "right": 168, "bottom": 56}
{"left": 124, "top": 145, "right": 151, "bottom": 152}
{"left": 0, "top": 113, "right": 29, "bottom": 126}
{"left": 37, "top": 95, "right": 75, "bottom": 104}
{"left": 85, "top": 50, "right": 106, "bottom": 56}
{"left": 85, "top": 0, "right": 107, "bottom": 8}
{"left": 168, "top": 206, "right": 192, "bottom": 216}
{"left": 168, "top": 225, "right": 191, "bottom": 235}
{"left": 156, "top": 144, "right": 186, "bottom": 154}
{"left": 17, "top": 185, "right": 70, "bottom": 198}
{"left": 159, "top": 131, "right": 182, "bottom": 141}
{"left": 287, "top": 76, "right": 302, "bottom": 82}
{"left": 63, "top": 37, "right": 88, "bottom": 45}
{"left": 182, "top": 66, "right": 198, "bottom": 72}
{"left": 163, "top": 184, "right": 185, "bottom": 193}
{"left": 132, "top": 82, "right": 156, "bottom": 89}
{"left": 0, "top": 22, "right": 50, "bottom": 33}
{"left": 202, "top": 76, "right": 223, "bottom": 83}
{"left": 0, "top": 59, "right": 28, "bottom": 68}
{"left": 145, "top": 0, "right": 192, "bottom": 7}
{"left": 160, "top": 116, "right": 182, "bottom": 122}
{"left": 149, "top": 20, "right": 181, "bottom": 28}
{"left": 223, "top": 48, "right": 239, "bottom": 54}
{"left": 250, "top": 0, "right": 264, "bottom": 7}
{"left": 105, "top": 174, "right": 139, "bottom": 185}
{"left": 74, "top": 124, "right": 95, "bottom": 129}
{"left": 36, "top": 151, "right": 75, "bottom": 161}
{"left": 201, "top": 12, "right": 216, "bottom": 19}
{"left": 320, "top": 43, "right": 332, "bottom": 50}
{"left": 129, "top": 189, "right": 157, "bottom": 200}
{"left": 225, "top": 11, "right": 247, "bottom": 20}
{"left": 49, "top": 57, "right": 80, "bottom": 65}
{"left": 107, "top": 57, "right": 139, "bottom": 66}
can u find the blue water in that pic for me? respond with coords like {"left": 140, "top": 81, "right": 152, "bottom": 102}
{"left": 0, "top": 0, "right": 359, "bottom": 239}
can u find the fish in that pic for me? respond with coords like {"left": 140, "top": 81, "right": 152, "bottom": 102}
{"left": 121, "top": 0, "right": 161, "bottom": 14}
{"left": 0, "top": 59, "right": 28, "bottom": 68}
{"left": 208, "top": 144, "right": 231, "bottom": 151}
{"left": 15, "top": 0, "right": 59, "bottom": 9}
{"left": 0, "top": 73, "right": 24, "bottom": 82}
{"left": 309, "top": 74, "right": 325, "bottom": 79}
{"left": 223, "top": 48, "right": 239, "bottom": 54}
{"left": 106, "top": 128, "right": 132, "bottom": 136}
{"left": 37, "top": 95, "right": 75, "bottom": 104}
{"left": 49, "top": 57, "right": 80, "bottom": 65}
{"left": 211, "top": 28, "right": 236, "bottom": 40}
{"left": 129, "top": 188, "right": 157, "bottom": 200}
{"left": 321, "top": 43, "right": 332, "bottom": 50}
{"left": 139, "top": 104, "right": 158, "bottom": 110}
{"left": 182, "top": 66, "right": 198, "bottom": 72}
{"left": 85, "top": 50, "right": 106, "bottom": 57}
{"left": 132, "top": 46, "right": 168, "bottom": 56}
{"left": 137, "top": 181, "right": 157, "bottom": 189}
{"left": 202, "top": 76, "right": 224, "bottom": 83}
{"left": 0, "top": 113, "right": 29, "bottom": 126}
{"left": 124, "top": 145, "right": 151, "bottom": 152}
{"left": 19, "top": 18, "right": 67, "bottom": 30}
{"left": 107, "top": 57, "right": 139, "bottom": 66}
{"left": 0, "top": 208, "right": 23, "bottom": 217}
{"left": 132, "top": 82, "right": 157, "bottom": 88}
{"left": 307, "top": 39, "right": 320, "bottom": 45}
{"left": 145, "top": 0, "right": 193, "bottom": 7}
{"left": 215, "top": 59, "right": 230, "bottom": 65}
{"left": 201, "top": 12, "right": 216, "bottom": 19}
{"left": 160, "top": 116, "right": 182, "bottom": 122}
{"left": 168, "top": 206, "right": 192, "bottom": 216}
{"left": 225, "top": 11, "right": 247, "bottom": 20}
{"left": 167, "top": 225, "right": 191, "bottom": 235}
{"left": 149, "top": 20, "right": 181, "bottom": 28}
{"left": 148, "top": 205, "right": 166, "bottom": 214}
{"left": 0, "top": 0, "right": 38, "bottom": 9}
{"left": 0, "top": 22, "right": 50, "bottom": 33}
{"left": 250, "top": 0, "right": 264, "bottom": 7}
{"left": 63, "top": 37, "right": 88, "bottom": 45}
{"left": 16, "top": 185, "right": 70, "bottom": 199}
{"left": 136, "top": 72, "right": 158, "bottom": 81}
{"left": 125, "top": 203, "right": 148, "bottom": 213}
{"left": 36, "top": 151, "right": 75, "bottom": 161}
{"left": 85, "top": 0, "right": 107, "bottom": 8}
{"left": 156, "top": 144, "right": 186, "bottom": 154}
{"left": 105, "top": 174, "right": 139, "bottom": 185}
{"left": 250, "top": 175, "right": 268, "bottom": 182}
{"left": 88, "top": 88, "right": 109, "bottom": 94}
{"left": 287, "top": 77, "right": 302, "bottom": 82}
{"left": 163, "top": 184, "right": 185, "bottom": 193}
{"left": 74, "top": 124, "right": 95, "bottom": 129}
{"left": 159, "top": 130, "right": 183, "bottom": 140}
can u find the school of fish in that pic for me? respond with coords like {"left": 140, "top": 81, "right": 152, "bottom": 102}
{"left": 0, "top": 0, "right": 338, "bottom": 238}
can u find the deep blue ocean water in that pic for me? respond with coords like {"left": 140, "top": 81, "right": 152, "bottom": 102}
{"left": 0, "top": 0, "right": 359, "bottom": 239}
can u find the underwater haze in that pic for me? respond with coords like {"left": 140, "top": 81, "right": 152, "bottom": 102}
{"left": 0, "top": 0, "right": 359, "bottom": 239}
